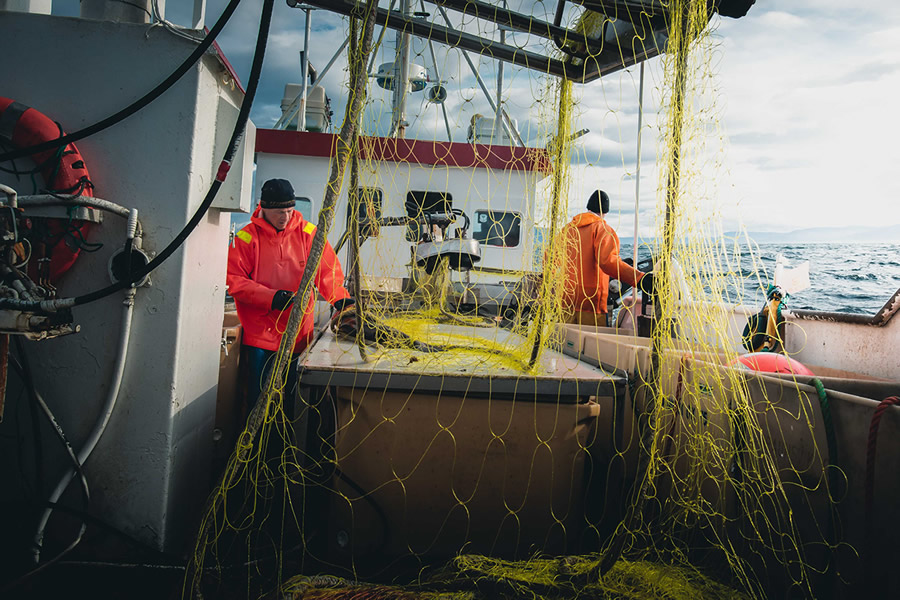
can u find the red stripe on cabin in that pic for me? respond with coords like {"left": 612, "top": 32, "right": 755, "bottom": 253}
{"left": 255, "top": 129, "right": 551, "bottom": 174}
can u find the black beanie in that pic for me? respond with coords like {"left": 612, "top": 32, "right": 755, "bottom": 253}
{"left": 260, "top": 178, "right": 296, "bottom": 209}
{"left": 587, "top": 190, "right": 610, "bottom": 214}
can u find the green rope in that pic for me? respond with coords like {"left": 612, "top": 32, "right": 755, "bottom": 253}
{"left": 811, "top": 376, "right": 842, "bottom": 577}
{"left": 811, "top": 377, "right": 839, "bottom": 481}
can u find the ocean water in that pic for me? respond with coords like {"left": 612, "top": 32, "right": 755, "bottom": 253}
{"left": 619, "top": 242, "right": 900, "bottom": 315}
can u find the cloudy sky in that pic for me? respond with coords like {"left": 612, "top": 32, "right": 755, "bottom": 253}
{"left": 53, "top": 1, "right": 900, "bottom": 236}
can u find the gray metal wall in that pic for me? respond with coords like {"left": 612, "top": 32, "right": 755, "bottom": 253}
{"left": 0, "top": 11, "right": 251, "bottom": 554}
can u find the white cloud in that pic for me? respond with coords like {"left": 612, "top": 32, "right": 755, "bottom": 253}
{"left": 170, "top": 0, "right": 900, "bottom": 233}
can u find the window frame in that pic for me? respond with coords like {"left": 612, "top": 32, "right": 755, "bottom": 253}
{"left": 348, "top": 187, "right": 384, "bottom": 238}
{"left": 473, "top": 209, "right": 522, "bottom": 248}
{"left": 405, "top": 190, "right": 453, "bottom": 242}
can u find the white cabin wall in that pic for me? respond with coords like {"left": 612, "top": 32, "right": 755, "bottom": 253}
{"left": 0, "top": 12, "right": 250, "bottom": 552}
{"left": 785, "top": 315, "right": 900, "bottom": 381}
{"left": 678, "top": 302, "right": 900, "bottom": 381}
{"left": 255, "top": 144, "right": 543, "bottom": 292}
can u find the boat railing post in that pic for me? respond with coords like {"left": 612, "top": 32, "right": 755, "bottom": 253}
{"left": 633, "top": 61, "right": 645, "bottom": 267}
{"left": 496, "top": 22, "right": 506, "bottom": 142}
{"left": 299, "top": 6, "right": 313, "bottom": 132}
{"left": 192, "top": 0, "right": 206, "bottom": 29}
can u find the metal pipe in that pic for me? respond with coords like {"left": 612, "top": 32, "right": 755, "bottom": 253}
{"left": 192, "top": 0, "right": 206, "bottom": 29}
{"left": 633, "top": 61, "right": 645, "bottom": 267}
{"left": 33, "top": 287, "right": 136, "bottom": 563}
{"left": 299, "top": 7, "right": 313, "bottom": 132}
{"left": 16, "top": 194, "right": 126, "bottom": 217}
{"left": 367, "top": 0, "right": 399, "bottom": 75}
{"left": 420, "top": 0, "right": 452, "bottom": 142}
{"left": 0, "top": 183, "right": 17, "bottom": 209}
{"left": 302, "top": 0, "right": 590, "bottom": 81}
{"left": 435, "top": 5, "right": 519, "bottom": 145}
{"left": 426, "top": 0, "right": 604, "bottom": 54}
{"left": 392, "top": 0, "right": 412, "bottom": 138}
{"left": 16, "top": 194, "right": 142, "bottom": 236}
{"left": 496, "top": 26, "right": 505, "bottom": 136}
{"left": 427, "top": 38, "right": 453, "bottom": 142}
{"left": 275, "top": 36, "right": 350, "bottom": 130}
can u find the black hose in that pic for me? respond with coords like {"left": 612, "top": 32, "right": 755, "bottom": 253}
{"left": 333, "top": 468, "right": 391, "bottom": 554}
{"left": 4, "top": 342, "right": 92, "bottom": 595}
{"left": 19, "top": 340, "right": 45, "bottom": 501}
{"left": 66, "top": 0, "right": 271, "bottom": 308}
{"left": 0, "top": 0, "right": 243, "bottom": 163}
{"left": 8, "top": 347, "right": 90, "bottom": 510}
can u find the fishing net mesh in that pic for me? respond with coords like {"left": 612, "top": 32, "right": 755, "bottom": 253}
{"left": 187, "top": 2, "right": 843, "bottom": 598}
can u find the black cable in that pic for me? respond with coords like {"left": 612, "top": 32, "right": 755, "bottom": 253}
{"left": 8, "top": 347, "right": 91, "bottom": 511}
{"left": 76, "top": 0, "right": 273, "bottom": 307}
{"left": 0, "top": 0, "right": 243, "bottom": 163}
{"left": 72, "top": 0, "right": 273, "bottom": 306}
{"left": 3, "top": 341, "right": 92, "bottom": 595}
{"left": 0, "top": 500, "right": 179, "bottom": 562}
{"left": 0, "top": 499, "right": 294, "bottom": 571}
{"left": 16, "top": 338, "right": 45, "bottom": 501}
{"left": 2, "top": 4, "right": 273, "bottom": 586}
{"left": 333, "top": 468, "right": 391, "bottom": 555}
{"left": 0, "top": 0, "right": 268, "bottom": 313}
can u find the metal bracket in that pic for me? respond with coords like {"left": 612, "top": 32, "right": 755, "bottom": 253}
{"left": 16, "top": 195, "right": 104, "bottom": 223}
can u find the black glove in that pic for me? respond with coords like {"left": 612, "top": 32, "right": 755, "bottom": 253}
{"left": 330, "top": 298, "right": 357, "bottom": 337}
{"left": 638, "top": 272, "right": 655, "bottom": 297}
{"left": 271, "top": 289, "right": 294, "bottom": 311}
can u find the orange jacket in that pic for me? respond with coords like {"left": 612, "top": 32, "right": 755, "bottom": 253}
{"left": 227, "top": 206, "right": 350, "bottom": 352}
{"left": 560, "top": 212, "right": 643, "bottom": 314}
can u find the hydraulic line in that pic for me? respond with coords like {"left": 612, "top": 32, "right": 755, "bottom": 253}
{"left": 0, "top": 0, "right": 243, "bottom": 163}
{"left": 0, "top": 0, "right": 265, "bottom": 313}
{"left": 1, "top": 345, "right": 91, "bottom": 594}
{"left": 32, "top": 287, "right": 136, "bottom": 564}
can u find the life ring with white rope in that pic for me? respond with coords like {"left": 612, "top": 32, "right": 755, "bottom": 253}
{"left": 0, "top": 97, "right": 95, "bottom": 285}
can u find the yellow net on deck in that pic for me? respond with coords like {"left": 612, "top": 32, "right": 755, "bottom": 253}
{"left": 187, "top": 2, "right": 845, "bottom": 599}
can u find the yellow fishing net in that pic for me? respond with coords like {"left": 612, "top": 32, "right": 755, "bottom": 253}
{"left": 187, "top": 2, "right": 843, "bottom": 599}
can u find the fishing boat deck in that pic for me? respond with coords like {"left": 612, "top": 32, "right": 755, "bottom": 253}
{"left": 299, "top": 324, "right": 626, "bottom": 401}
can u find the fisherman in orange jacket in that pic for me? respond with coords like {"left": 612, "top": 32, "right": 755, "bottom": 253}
{"left": 227, "top": 178, "right": 355, "bottom": 406}
{"left": 559, "top": 190, "right": 652, "bottom": 327}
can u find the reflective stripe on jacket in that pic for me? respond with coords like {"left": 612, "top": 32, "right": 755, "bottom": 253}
{"left": 226, "top": 206, "right": 350, "bottom": 352}
{"left": 560, "top": 211, "right": 643, "bottom": 314}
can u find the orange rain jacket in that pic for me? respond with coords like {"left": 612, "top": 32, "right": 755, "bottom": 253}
{"left": 560, "top": 212, "right": 643, "bottom": 314}
{"left": 227, "top": 206, "right": 350, "bottom": 353}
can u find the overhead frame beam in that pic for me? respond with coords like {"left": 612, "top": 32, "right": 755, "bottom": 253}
{"left": 299, "top": 0, "right": 663, "bottom": 83}
{"left": 426, "top": 0, "right": 605, "bottom": 54}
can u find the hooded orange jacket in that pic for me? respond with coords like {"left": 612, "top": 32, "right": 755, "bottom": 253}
{"left": 226, "top": 206, "right": 350, "bottom": 353}
{"left": 560, "top": 212, "right": 643, "bottom": 314}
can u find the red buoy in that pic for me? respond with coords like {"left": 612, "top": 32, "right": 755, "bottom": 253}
{"left": 731, "top": 352, "right": 814, "bottom": 376}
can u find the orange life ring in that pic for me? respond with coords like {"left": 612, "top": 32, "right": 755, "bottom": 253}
{"left": 730, "top": 352, "right": 814, "bottom": 376}
{"left": 0, "top": 97, "right": 94, "bottom": 282}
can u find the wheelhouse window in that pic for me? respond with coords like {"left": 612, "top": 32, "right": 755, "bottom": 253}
{"left": 405, "top": 191, "right": 453, "bottom": 242}
{"left": 474, "top": 210, "right": 521, "bottom": 247}
{"left": 348, "top": 187, "right": 383, "bottom": 238}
